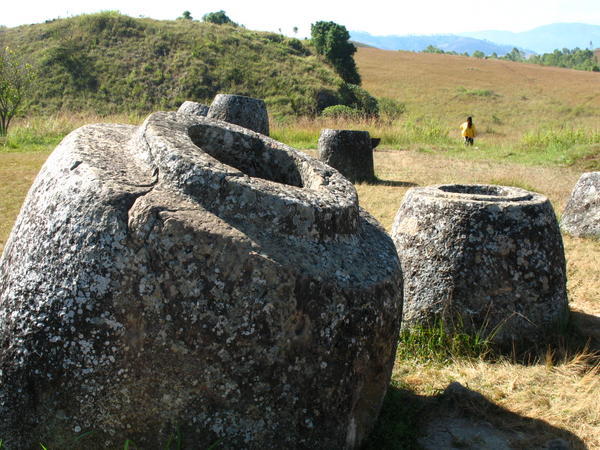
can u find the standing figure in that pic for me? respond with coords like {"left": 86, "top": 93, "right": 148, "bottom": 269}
{"left": 460, "top": 116, "right": 476, "bottom": 146}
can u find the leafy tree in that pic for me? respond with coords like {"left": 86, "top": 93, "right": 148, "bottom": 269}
{"left": 310, "top": 21, "right": 361, "bottom": 85}
{"left": 472, "top": 50, "right": 485, "bottom": 59}
{"left": 202, "top": 10, "right": 237, "bottom": 26}
{"left": 504, "top": 47, "right": 524, "bottom": 62}
{"left": 293, "top": 26, "right": 298, "bottom": 35}
{"left": 423, "top": 45, "right": 444, "bottom": 54}
{"left": 179, "top": 11, "right": 193, "bottom": 20}
{"left": 528, "top": 47, "right": 599, "bottom": 71}
{"left": 0, "top": 47, "right": 34, "bottom": 136}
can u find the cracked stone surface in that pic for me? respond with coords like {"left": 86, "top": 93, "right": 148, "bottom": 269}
{"left": 561, "top": 171, "right": 600, "bottom": 238}
{"left": 0, "top": 112, "right": 402, "bottom": 449}
{"left": 318, "top": 129, "right": 375, "bottom": 183}
{"left": 391, "top": 184, "right": 568, "bottom": 346}
{"left": 177, "top": 101, "right": 209, "bottom": 117}
{"left": 207, "top": 94, "right": 270, "bottom": 136}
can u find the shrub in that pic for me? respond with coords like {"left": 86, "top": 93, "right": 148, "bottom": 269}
{"left": 321, "top": 105, "right": 361, "bottom": 119}
{"left": 339, "top": 83, "right": 379, "bottom": 117}
{"left": 202, "top": 11, "right": 237, "bottom": 26}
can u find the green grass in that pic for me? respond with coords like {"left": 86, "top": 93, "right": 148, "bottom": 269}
{"left": 397, "top": 319, "right": 493, "bottom": 363}
{"left": 456, "top": 86, "right": 499, "bottom": 98}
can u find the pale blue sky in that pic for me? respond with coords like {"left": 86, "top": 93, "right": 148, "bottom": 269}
{"left": 3, "top": 0, "right": 600, "bottom": 37}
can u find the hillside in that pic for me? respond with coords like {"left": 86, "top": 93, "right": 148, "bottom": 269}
{"left": 0, "top": 12, "right": 345, "bottom": 116}
{"left": 355, "top": 47, "right": 600, "bottom": 141}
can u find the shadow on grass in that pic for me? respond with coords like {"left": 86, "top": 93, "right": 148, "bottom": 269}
{"left": 360, "top": 177, "right": 418, "bottom": 188}
{"left": 504, "top": 309, "right": 600, "bottom": 368}
{"left": 570, "top": 310, "right": 600, "bottom": 351}
{"left": 363, "top": 381, "right": 587, "bottom": 449}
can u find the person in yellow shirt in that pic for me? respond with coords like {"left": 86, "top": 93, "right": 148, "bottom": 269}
{"left": 460, "top": 116, "right": 476, "bottom": 146}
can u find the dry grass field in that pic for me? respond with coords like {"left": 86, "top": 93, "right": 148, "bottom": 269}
{"left": 356, "top": 48, "right": 600, "bottom": 146}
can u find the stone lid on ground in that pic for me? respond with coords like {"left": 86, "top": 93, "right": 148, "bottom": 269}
{"left": 561, "top": 171, "right": 600, "bottom": 238}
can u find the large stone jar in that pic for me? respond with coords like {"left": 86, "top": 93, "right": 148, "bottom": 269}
{"left": 0, "top": 112, "right": 402, "bottom": 448}
{"left": 561, "top": 171, "right": 600, "bottom": 238}
{"left": 318, "top": 129, "right": 375, "bottom": 182}
{"left": 207, "top": 94, "right": 270, "bottom": 135}
{"left": 391, "top": 184, "right": 568, "bottom": 347}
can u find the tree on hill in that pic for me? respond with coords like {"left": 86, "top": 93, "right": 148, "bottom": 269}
{"left": 311, "top": 21, "right": 361, "bottom": 85}
{"left": 179, "top": 11, "right": 193, "bottom": 20}
{"left": 0, "top": 47, "right": 34, "bottom": 136}
{"left": 423, "top": 45, "right": 444, "bottom": 54}
{"left": 529, "top": 47, "right": 599, "bottom": 71}
{"left": 503, "top": 47, "right": 525, "bottom": 62}
{"left": 202, "top": 10, "right": 237, "bottom": 26}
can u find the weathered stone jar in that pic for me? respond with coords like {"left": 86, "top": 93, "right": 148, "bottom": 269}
{"left": 318, "top": 129, "right": 375, "bottom": 182}
{"left": 0, "top": 112, "right": 402, "bottom": 448}
{"left": 391, "top": 184, "right": 568, "bottom": 346}
{"left": 207, "top": 94, "right": 270, "bottom": 135}
{"left": 177, "top": 100, "right": 209, "bottom": 117}
{"left": 561, "top": 171, "right": 600, "bottom": 238}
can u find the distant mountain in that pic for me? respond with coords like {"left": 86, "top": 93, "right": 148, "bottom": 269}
{"left": 459, "top": 23, "right": 600, "bottom": 54}
{"left": 349, "top": 31, "right": 527, "bottom": 56}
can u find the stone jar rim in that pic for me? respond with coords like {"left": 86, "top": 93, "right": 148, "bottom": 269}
{"left": 130, "top": 112, "right": 359, "bottom": 238}
{"left": 411, "top": 183, "right": 545, "bottom": 205}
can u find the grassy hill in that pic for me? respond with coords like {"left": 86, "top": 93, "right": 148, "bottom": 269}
{"left": 0, "top": 11, "right": 345, "bottom": 116}
{"left": 356, "top": 47, "right": 600, "bottom": 136}
{"left": 349, "top": 47, "right": 600, "bottom": 165}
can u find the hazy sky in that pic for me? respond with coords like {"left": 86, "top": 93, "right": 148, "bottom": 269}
{"left": 2, "top": 0, "right": 600, "bottom": 37}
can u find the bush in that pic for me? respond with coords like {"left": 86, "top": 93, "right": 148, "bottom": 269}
{"left": 321, "top": 105, "right": 361, "bottom": 119}
{"left": 378, "top": 97, "right": 406, "bottom": 121}
{"left": 339, "top": 83, "right": 379, "bottom": 117}
{"left": 202, "top": 11, "right": 237, "bottom": 26}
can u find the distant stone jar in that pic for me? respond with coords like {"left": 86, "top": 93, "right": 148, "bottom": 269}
{"left": 0, "top": 111, "right": 402, "bottom": 448}
{"left": 207, "top": 93, "right": 270, "bottom": 135}
{"left": 561, "top": 171, "right": 600, "bottom": 238}
{"left": 318, "top": 129, "right": 375, "bottom": 182}
{"left": 391, "top": 184, "right": 568, "bottom": 347}
{"left": 177, "top": 100, "right": 209, "bottom": 116}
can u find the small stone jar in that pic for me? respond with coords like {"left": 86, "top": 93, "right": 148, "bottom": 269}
{"left": 207, "top": 94, "right": 270, "bottom": 135}
{"left": 318, "top": 129, "right": 375, "bottom": 182}
{"left": 391, "top": 184, "right": 568, "bottom": 346}
{"left": 177, "top": 101, "right": 209, "bottom": 117}
{"left": 561, "top": 171, "right": 600, "bottom": 238}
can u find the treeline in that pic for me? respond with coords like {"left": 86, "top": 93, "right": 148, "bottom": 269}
{"left": 529, "top": 48, "right": 599, "bottom": 71}
{"left": 422, "top": 45, "right": 599, "bottom": 72}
